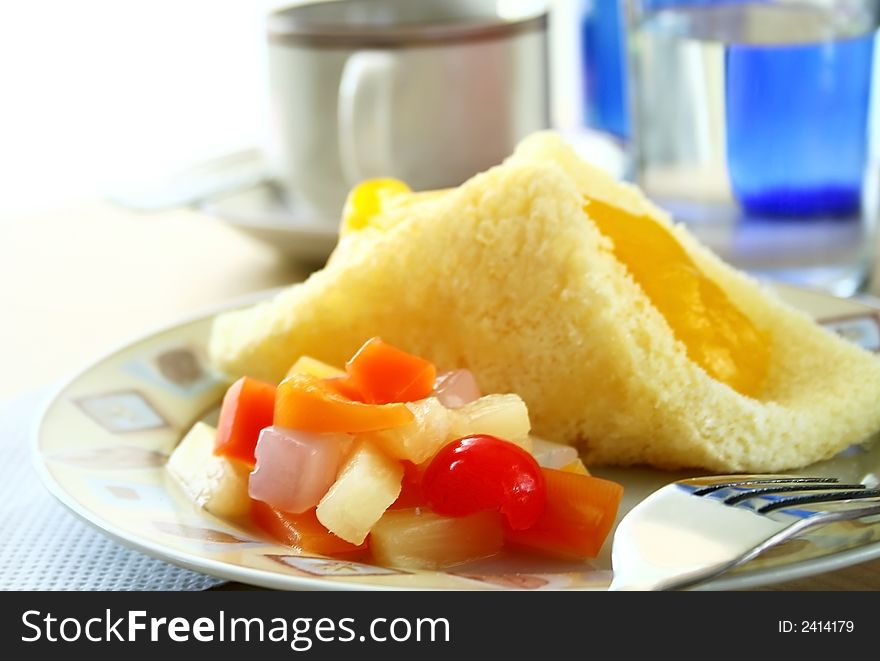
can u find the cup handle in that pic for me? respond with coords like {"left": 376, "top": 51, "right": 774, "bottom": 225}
{"left": 338, "top": 50, "right": 397, "bottom": 186}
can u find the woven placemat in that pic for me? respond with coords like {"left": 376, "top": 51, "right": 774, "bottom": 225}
{"left": 1, "top": 388, "right": 224, "bottom": 591}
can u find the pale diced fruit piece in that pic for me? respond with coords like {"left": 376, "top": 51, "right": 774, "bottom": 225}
{"left": 167, "top": 422, "right": 251, "bottom": 519}
{"left": 316, "top": 440, "right": 403, "bottom": 544}
{"left": 371, "top": 508, "right": 504, "bottom": 570}
{"left": 367, "top": 397, "right": 453, "bottom": 463}
{"left": 561, "top": 458, "right": 590, "bottom": 475}
{"left": 249, "top": 426, "right": 352, "bottom": 514}
{"left": 286, "top": 355, "right": 345, "bottom": 380}
{"left": 433, "top": 369, "right": 481, "bottom": 409}
{"left": 450, "top": 394, "right": 532, "bottom": 451}
{"left": 530, "top": 436, "right": 579, "bottom": 469}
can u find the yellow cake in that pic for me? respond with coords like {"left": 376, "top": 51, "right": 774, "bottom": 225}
{"left": 208, "top": 132, "right": 880, "bottom": 472}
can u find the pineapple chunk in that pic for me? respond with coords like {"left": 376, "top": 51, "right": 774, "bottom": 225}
{"left": 530, "top": 436, "right": 578, "bottom": 469}
{"left": 450, "top": 394, "right": 532, "bottom": 451}
{"left": 286, "top": 355, "right": 346, "bottom": 380}
{"left": 367, "top": 397, "right": 453, "bottom": 463}
{"left": 166, "top": 422, "right": 252, "bottom": 519}
{"left": 561, "top": 458, "right": 590, "bottom": 475}
{"left": 371, "top": 509, "right": 504, "bottom": 570}
{"left": 316, "top": 440, "right": 403, "bottom": 544}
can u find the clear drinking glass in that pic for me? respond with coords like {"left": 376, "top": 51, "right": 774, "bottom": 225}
{"left": 625, "top": 0, "right": 880, "bottom": 296}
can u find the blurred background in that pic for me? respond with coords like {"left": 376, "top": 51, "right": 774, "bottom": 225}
{"left": 2, "top": 0, "right": 880, "bottom": 397}
{"left": 0, "top": 0, "right": 279, "bottom": 218}
{"left": 0, "top": 0, "right": 598, "bottom": 397}
{"left": 0, "top": 0, "right": 592, "bottom": 219}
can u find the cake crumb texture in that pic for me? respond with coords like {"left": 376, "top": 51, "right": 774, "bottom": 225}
{"left": 209, "top": 132, "right": 880, "bottom": 472}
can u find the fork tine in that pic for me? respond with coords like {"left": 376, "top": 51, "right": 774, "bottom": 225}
{"left": 757, "top": 489, "right": 880, "bottom": 514}
{"left": 612, "top": 474, "right": 880, "bottom": 591}
{"left": 722, "top": 483, "right": 868, "bottom": 504}
{"left": 691, "top": 476, "right": 839, "bottom": 496}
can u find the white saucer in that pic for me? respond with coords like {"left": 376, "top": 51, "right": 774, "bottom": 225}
{"left": 196, "top": 131, "right": 628, "bottom": 266}
{"left": 201, "top": 182, "right": 339, "bottom": 264}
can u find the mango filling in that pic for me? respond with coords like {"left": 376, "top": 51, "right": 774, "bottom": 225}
{"left": 342, "top": 179, "right": 769, "bottom": 397}
{"left": 585, "top": 197, "right": 769, "bottom": 397}
{"left": 343, "top": 179, "right": 455, "bottom": 235}
{"left": 342, "top": 178, "right": 412, "bottom": 235}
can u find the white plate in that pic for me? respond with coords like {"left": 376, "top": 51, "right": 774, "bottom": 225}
{"left": 202, "top": 183, "right": 339, "bottom": 265}
{"left": 33, "top": 284, "right": 880, "bottom": 590}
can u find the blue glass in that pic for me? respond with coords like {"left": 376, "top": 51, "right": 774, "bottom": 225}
{"left": 643, "top": 0, "right": 751, "bottom": 8}
{"left": 580, "top": 1, "right": 629, "bottom": 139}
{"left": 725, "top": 34, "right": 875, "bottom": 218}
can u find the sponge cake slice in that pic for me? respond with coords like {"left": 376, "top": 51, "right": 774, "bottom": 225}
{"left": 209, "top": 133, "right": 880, "bottom": 472}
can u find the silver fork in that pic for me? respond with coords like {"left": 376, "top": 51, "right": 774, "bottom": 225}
{"left": 609, "top": 475, "right": 880, "bottom": 590}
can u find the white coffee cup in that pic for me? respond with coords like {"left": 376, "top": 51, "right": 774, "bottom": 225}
{"left": 266, "top": 0, "right": 549, "bottom": 220}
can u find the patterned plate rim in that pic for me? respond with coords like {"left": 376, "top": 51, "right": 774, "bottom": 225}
{"left": 30, "top": 283, "right": 880, "bottom": 590}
